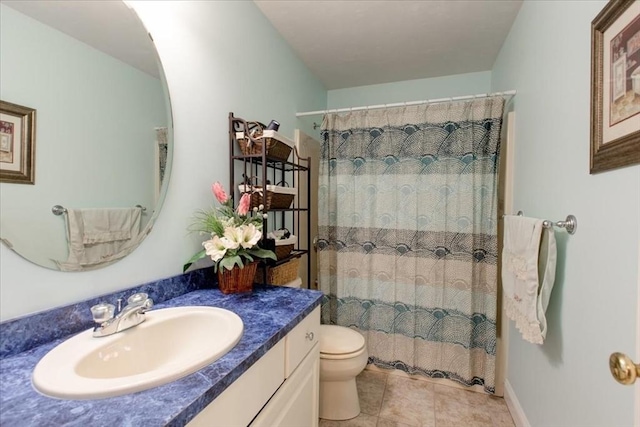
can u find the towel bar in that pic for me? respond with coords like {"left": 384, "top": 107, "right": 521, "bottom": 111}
{"left": 505, "top": 211, "right": 577, "bottom": 235}
{"left": 52, "top": 205, "right": 147, "bottom": 216}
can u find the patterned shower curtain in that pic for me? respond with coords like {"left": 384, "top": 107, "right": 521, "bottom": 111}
{"left": 317, "top": 97, "right": 505, "bottom": 393}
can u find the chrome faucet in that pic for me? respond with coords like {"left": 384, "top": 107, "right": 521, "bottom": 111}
{"left": 90, "top": 293, "right": 154, "bottom": 338}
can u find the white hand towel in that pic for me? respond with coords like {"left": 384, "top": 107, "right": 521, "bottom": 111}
{"left": 80, "top": 208, "right": 141, "bottom": 244}
{"left": 56, "top": 207, "right": 142, "bottom": 271}
{"left": 502, "top": 215, "right": 557, "bottom": 344}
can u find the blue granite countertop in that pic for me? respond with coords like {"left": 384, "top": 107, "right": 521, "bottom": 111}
{"left": 0, "top": 285, "right": 323, "bottom": 426}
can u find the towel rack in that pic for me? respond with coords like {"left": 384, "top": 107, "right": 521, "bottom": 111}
{"left": 51, "top": 205, "right": 146, "bottom": 216}
{"left": 508, "top": 210, "right": 577, "bottom": 235}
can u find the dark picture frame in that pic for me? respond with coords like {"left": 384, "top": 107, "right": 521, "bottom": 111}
{"left": 590, "top": 0, "right": 640, "bottom": 174}
{"left": 0, "top": 100, "right": 36, "bottom": 184}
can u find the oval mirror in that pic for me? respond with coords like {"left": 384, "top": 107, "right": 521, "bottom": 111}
{"left": 0, "top": 1, "right": 172, "bottom": 271}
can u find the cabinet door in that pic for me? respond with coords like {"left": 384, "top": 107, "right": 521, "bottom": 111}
{"left": 251, "top": 343, "right": 319, "bottom": 427}
{"left": 187, "top": 340, "right": 285, "bottom": 427}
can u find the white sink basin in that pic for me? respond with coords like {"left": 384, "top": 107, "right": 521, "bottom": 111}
{"left": 32, "top": 306, "right": 243, "bottom": 400}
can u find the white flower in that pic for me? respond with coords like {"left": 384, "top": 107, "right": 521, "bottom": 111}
{"left": 223, "top": 227, "right": 242, "bottom": 250}
{"left": 203, "top": 236, "right": 228, "bottom": 262}
{"left": 239, "top": 224, "right": 262, "bottom": 249}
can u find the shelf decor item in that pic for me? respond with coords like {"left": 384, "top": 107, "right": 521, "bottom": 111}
{"left": 266, "top": 229, "right": 297, "bottom": 259}
{"left": 255, "top": 257, "right": 300, "bottom": 285}
{"left": 238, "top": 183, "right": 296, "bottom": 210}
{"left": 274, "top": 235, "right": 296, "bottom": 259}
{"left": 236, "top": 125, "right": 293, "bottom": 161}
{"left": 184, "top": 182, "right": 276, "bottom": 293}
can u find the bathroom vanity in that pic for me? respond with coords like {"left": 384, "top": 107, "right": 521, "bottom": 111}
{"left": 0, "top": 271, "right": 323, "bottom": 426}
{"left": 189, "top": 306, "right": 320, "bottom": 426}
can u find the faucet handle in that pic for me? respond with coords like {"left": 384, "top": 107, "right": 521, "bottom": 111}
{"left": 127, "top": 292, "right": 149, "bottom": 306}
{"left": 91, "top": 303, "right": 115, "bottom": 324}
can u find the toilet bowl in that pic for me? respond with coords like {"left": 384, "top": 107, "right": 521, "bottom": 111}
{"left": 319, "top": 325, "right": 368, "bottom": 420}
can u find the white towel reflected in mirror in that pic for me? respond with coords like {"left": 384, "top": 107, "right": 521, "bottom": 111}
{"left": 55, "top": 207, "right": 143, "bottom": 271}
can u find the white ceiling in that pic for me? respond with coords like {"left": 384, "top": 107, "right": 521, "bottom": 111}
{"left": 2, "top": 0, "right": 159, "bottom": 78}
{"left": 254, "top": 0, "right": 523, "bottom": 90}
{"left": 3, "top": 1, "right": 523, "bottom": 89}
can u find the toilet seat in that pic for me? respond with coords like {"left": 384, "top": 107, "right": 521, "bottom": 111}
{"left": 320, "top": 346, "right": 367, "bottom": 360}
{"left": 319, "top": 325, "right": 366, "bottom": 360}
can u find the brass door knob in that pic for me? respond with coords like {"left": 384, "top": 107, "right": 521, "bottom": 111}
{"left": 609, "top": 352, "right": 640, "bottom": 385}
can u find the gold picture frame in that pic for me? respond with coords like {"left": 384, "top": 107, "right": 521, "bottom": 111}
{"left": 590, "top": 0, "right": 640, "bottom": 174}
{"left": 0, "top": 100, "right": 36, "bottom": 184}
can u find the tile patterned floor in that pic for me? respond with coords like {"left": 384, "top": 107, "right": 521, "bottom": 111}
{"left": 320, "top": 370, "right": 515, "bottom": 427}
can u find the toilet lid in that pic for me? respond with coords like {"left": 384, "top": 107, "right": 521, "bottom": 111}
{"left": 319, "top": 325, "right": 365, "bottom": 355}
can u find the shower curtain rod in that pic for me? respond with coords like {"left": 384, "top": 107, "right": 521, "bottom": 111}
{"left": 295, "top": 90, "right": 516, "bottom": 117}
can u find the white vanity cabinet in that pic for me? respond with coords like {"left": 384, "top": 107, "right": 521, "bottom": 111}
{"left": 187, "top": 306, "right": 320, "bottom": 427}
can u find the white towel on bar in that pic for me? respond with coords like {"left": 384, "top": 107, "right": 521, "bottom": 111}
{"left": 80, "top": 208, "right": 140, "bottom": 244}
{"left": 502, "top": 215, "right": 557, "bottom": 344}
{"left": 56, "top": 207, "right": 142, "bottom": 271}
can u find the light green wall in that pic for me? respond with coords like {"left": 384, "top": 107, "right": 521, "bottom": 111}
{"left": 492, "top": 1, "right": 639, "bottom": 425}
{"left": 0, "top": 1, "right": 326, "bottom": 320}
{"left": 0, "top": 4, "right": 166, "bottom": 269}
{"left": 327, "top": 71, "right": 492, "bottom": 109}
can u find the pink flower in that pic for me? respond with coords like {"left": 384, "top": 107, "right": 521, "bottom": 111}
{"left": 236, "top": 193, "right": 251, "bottom": 216}
{"left": 211, "top": 182, "right": 228, "bottom": 204}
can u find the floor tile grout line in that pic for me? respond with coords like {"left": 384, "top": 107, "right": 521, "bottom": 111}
{"left": 377, "top": 370, "right": 386, "bottom": 427}
{"left": 376, "top": 370, "right": 389, "bottom": 417}
{"left": 432, "top": 383, "right": 437, "bottom": 427}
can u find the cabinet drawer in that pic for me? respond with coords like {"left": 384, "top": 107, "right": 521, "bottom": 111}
{"left": 285, "top": 306, "right": 320, "bottom": 378}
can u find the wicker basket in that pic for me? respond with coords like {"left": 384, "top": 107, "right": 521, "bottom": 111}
{"left": 270, "top": 192, "right": 294, "bottom": 209}
{"left": 274, "top": 235, "right": 296, "bottom": 259}
{"left": 248, "top": 190, "right": 273, "bottom": 211}
{"left": 238, "top": 184, "right": 295, "bottom": 210}
{"left": 217, "top": 261, "right": 258, "bottom": 294}
{"left": 236, "top": 130, "right": 292, "bottom": 162}
{"left": 255, "top": 257, "right": 300, "bottom": 285}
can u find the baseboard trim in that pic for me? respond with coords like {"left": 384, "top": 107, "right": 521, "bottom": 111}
{"left": 504, "top": 380, "right": 531, "bottom": 427}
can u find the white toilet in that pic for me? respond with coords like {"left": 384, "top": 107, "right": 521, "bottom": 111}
{"left": 319, "top": 324, "right": 368, "bottom": 420}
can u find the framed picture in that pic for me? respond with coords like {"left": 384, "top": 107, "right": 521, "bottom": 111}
{"left": 0, "top": 100, "right": 36, "bottom": 184}
{"left": 590, "top": 0, "right": 640, "bottom": 174}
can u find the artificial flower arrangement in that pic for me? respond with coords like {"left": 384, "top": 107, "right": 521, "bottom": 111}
{"left": 184, "top": 182, "right": 276, "bottom": 273}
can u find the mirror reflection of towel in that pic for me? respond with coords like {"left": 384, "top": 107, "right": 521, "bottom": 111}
{"left": 55, "top": 208, "right": 142, "bottom": 271}
{"left": 502, "top": 215, "right": 557, "bottom": 344}
{"left": 81, "top": 208, "right": 136, "bottom": 244}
